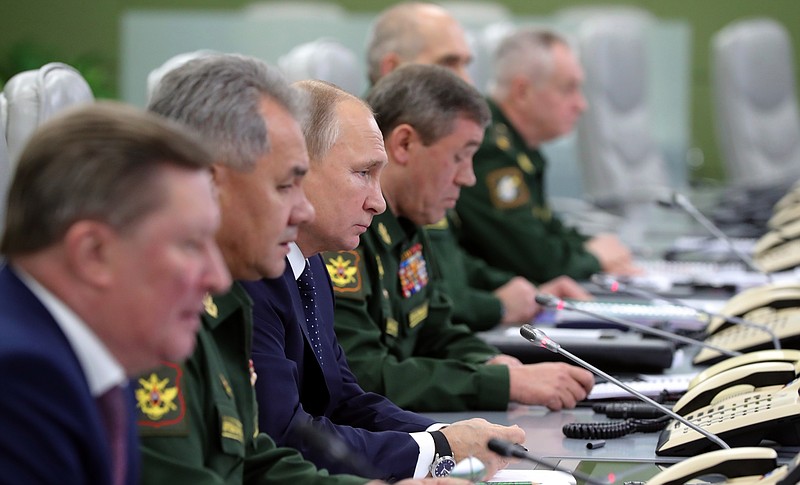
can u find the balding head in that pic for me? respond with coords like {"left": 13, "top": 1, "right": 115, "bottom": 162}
{"left": 365, "top": 2, "right": 472, "bottom": 84}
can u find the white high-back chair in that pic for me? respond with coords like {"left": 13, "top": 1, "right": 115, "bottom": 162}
{"left": 3, "top": 62, "right": 94, "bottom": 172}
{"left": 573, "top": 10, "right": 669, "bottom": 212}
{"left": 712, "top": 18, "right": 800, "bottom": 190}
{"left": 1, "top": 62, "right": 94, "bottom": 236}
{"left": 278, "top": 39, "right": 364, "bottom": 96}
{"left": 0, "top": 105, "right": 9, "bottom": 232}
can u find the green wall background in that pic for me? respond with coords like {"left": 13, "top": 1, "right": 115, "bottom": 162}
{"left": 2, "top": 0, "right": 800, "bottom": 182}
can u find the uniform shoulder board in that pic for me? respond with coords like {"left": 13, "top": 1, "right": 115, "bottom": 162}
{"left": 322, "top": 250, "right": 366, "bottom": 300}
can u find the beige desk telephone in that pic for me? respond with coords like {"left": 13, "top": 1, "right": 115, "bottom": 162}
{"left": 646, "top": 447, "right": 800, "bottom": 485}
{"left": 693, "top": 282, "right": 800, "bottom": 366}
{"left": 656, "top": 376, "right": 800, "bottom": 456}
{"left": 754, "top": 219, "right": 800, "bottom": 273}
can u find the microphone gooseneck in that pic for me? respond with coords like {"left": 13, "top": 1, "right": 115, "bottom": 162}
{"left": 534, "top": 294, "right": 741, "bottom": 358}
{"left": 660, "top": 191, "right": 765, "bottom": 276}
{"left": 519, "top": 324, "right": 731, "bottom": 451}
{"left": 591, "top": 274, "right": 782, "bottom": 350}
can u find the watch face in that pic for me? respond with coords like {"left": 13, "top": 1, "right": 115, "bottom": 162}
{"left": 433, "top": 456, "right": 456, "bottom": 477}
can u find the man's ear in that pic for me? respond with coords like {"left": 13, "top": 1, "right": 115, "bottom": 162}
{"left": 62, "top": 220, "right": 117, "bottom": 288}
{"left": 510, "top": 74, "right": 532, "bottom": 101}
{"left": 379, "top": 53, "right": 402, "bottom": 80}
{"left": 384, "top": 124, "right": 417, "bottom": 166}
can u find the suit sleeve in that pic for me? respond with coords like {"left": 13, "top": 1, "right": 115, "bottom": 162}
{"left": 246, "top": 278, "right": 425, "bottom": 481}
{"left": 0, "top": 352, "right": 104, "bottom": 484}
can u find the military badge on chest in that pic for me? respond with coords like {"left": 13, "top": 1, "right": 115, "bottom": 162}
{"left": 398, "top": 243, "right": 428, "bottom": 298}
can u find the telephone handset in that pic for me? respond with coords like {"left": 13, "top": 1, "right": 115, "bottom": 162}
{"left": 645, "top": 447, "right": 777, "bottom": 485}
{"left": 656, "top": 378, "right": 800, "bottom": 456}
{"left": 647, "top": 447, "right": 800, "bottom": 485}
{"left": 753, "top": 219, "right": 800, "bottom": 272}
{"left": 672, "top": 360, "right": 796, "bottom": 416}
{"left": 693, "top": 282, "right": 800, "bottom": 365}
{"left": 769, "top": 200, "right": 800, "bottom": 229}
{"left": 690, "top": 349, "right": 800, "bottom": 387}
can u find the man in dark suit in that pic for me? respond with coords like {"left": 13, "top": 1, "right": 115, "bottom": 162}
{"left": 242, "top": 80, "right": 524, "bottom": 482}
{"left": 0, "top": 102, "right": 231, "bottom": 484}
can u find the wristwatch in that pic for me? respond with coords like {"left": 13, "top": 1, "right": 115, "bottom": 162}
{"left": 429, "top": 430, "right": 456, "bottom": 477}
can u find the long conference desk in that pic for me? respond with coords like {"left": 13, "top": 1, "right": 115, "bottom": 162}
{"left": 423, "top": 405, "right": 681, "bottom": 464}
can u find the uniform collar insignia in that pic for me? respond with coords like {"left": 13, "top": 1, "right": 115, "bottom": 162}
{"left": 203, "top": 293, "right": 218, "bottom": 318}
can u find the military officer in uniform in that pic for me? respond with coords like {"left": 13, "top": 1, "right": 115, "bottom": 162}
{"left": 456, "top": 28, "right": 639, "bottom": 283}
{"left": 136, "top": 54, "right": 463, "bottom": 485}
{"left": 367, "top": 4, "right": 591, "bottom": 330}
{"left": 425, "top": 212, "right": 590, "bottom": 330}
{"left": 328, "top": 64, "right": 594, "bottom": 413}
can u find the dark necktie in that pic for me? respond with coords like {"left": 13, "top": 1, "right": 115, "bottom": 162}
{"left": 298, "top": 261, "right": 324, "bottom": 366}
{"left": 96, "top": 385, "right": 127, "bottom": 485}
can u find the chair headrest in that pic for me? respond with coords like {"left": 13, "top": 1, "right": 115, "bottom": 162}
{"left": 278, "top": 39, "right": 364, "bottom": 96}
{"left": 3, "top": 62, "right": 94, "bottom": 168}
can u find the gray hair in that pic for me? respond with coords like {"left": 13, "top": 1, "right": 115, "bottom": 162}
{"left": 366, "top": 64, "right": 490, "bottom": 146}
{"left": 489, "top": 28, "right": 570, "bottom": 99}
{"left": 148, "top": 54, "right": 307, "bottom": 171}
{"left": 293, "top": 79, "right": 372, "bottom": 162}
{"left": 2, "top": 101, "right": 213, "bottom": 257}
{"left": 365, "top": 2, "right": 436, "bottom": 85}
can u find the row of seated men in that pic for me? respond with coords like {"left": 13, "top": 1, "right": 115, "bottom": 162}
{"left": 0, "top": 3, "right": 657, "bottom": 484}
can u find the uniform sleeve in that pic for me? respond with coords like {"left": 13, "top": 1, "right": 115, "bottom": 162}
{"left": 138, "top": 353, "right": 366, "bottom": 485}
{"left": 457, "top": 146, "right": 601, "bottom": 283}
{"left": 138, "top": 355, "right": 239, "bottom": 483}
{"left": 425, "top": 222, "right": 509, "bottom": 331}
{"left": 333, "top": 284, "right": 509, "bottom": 412}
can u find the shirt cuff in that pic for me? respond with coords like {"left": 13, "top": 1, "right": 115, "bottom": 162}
{"left": 410, "top": 431, "right": 435, "bottom": 478}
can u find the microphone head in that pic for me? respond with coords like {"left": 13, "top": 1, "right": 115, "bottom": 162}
{"left": 520, "top": 325, "right": 560, "bottom": 352}
{"left": 487, "top": 438, "right": 525, "bottom": 458}
{"left": 590, "top": 273, "right": 620, "bottom": 291}
{"left": 534, "top": 293, "right": 560, "bottom": 307}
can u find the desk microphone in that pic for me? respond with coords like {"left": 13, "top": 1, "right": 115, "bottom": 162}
{"left": 591, "top": 273, "right": 781, "bottom": 350}
{"left": 658, "top": 191, "right": 765, "bottom": 276}
{"left": 487, "top": 438, "right": 608, "bottom": 485}
{"left": 534, "top": 293, "right": 741, "bottom": 358}
{"left": 519, "top": 324, "right": 730, "bottom": 452}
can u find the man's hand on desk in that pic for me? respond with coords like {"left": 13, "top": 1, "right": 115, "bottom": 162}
{"left": 441, "top": 418, "right": 526, "bottom": 480}
{"left": 508, "top": 363, "right": 595, "bottom": 411}
{"left": 585, "top": 233, "right": 643, "bottom": 276}
{"left": 495, "top": 277, "right": 539, "bottom": 324}
{"left": 496, "top": 276, "right": 592, "bottom": 326}
{"left": 538, "top": 276, "right": 592, "bottom": 303}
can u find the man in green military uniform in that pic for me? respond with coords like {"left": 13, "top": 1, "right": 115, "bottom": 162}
{"left": 328, "top": 64, "right": 594, "bottom": 413}
{"left": 367, "top": 5, "right": 591, "bottom": 331}
{"left": 456, "top": 28, "right": 639, "bottom": 283}
{"left": 135, "top": 54, "right": 459, "bottom": 485}
{"left": 425, "top": 212, "right": 591, "bottom": 330}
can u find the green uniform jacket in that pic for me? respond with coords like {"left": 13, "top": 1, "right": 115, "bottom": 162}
{"left": 136, "top": 283, "right": 366, "bottom": 485}
{"left": 325, "top": 209, "right": 510, "bottom": 412}
{"left": 455, "top": 99, "right": 601, "bottom": 283}
{"left": 424, "top": 211, "right": 515, "bottom": 331}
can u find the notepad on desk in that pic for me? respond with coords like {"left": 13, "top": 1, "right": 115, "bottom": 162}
{"left": 587, "top": 372, "right": 697, "bottom": 400}
{"left": 480, "top": 469, "right": 576, "bottom": 485}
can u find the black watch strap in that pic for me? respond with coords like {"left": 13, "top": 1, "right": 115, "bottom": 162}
{"left": 430, "top": 430, "right": 453, "bottom": 459}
